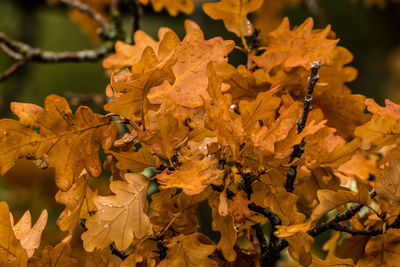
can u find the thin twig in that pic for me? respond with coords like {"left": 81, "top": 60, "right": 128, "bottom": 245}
{"left": 0, "top": 60, "right": 25, "bottom": 82}
{"left": 110, "top": 242, "right": 129, "bottom": 260}
{"left": 285, "top": 61, "right": 321, "bottom": 193}
{"left": 252, "top": 224, "right": 269, "bottom": 266}
{"left": 60, "top": 0, "right": 110, "bottom": 33}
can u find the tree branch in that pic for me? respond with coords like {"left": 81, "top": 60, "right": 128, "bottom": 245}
{"left": 285, "top": 61, "right": 321, "bottom": 193}
{"left": 60, "top": 0, "right": 110, "bottom": 33}
{"left": 0, "top": 32, "right": 110, "bottom": 82}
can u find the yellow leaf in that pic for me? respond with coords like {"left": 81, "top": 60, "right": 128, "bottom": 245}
{"left": 28, "top": 241, "right": 78, "bottom": 267}
{"left": 140, "top": 0, "right": 194, "bottom": 16}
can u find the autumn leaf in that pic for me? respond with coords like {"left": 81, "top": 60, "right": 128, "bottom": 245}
{"left": 311, "top": 188, "right": 372, "bottom": 222}
{"left": 147, "top": 21, "right": 235, "bottom": 108}
{"left": 228, "top": 191, "right": 251, "bottom": 223}
{"left": 139, "top": 0, "right": 194, "bottom": 16}
{"left": 274, "top": 221, "right": 312, "bottom": 238}
{"left": 55, "top": 170, "right": 90, "bottom": 234}
{"left": 202, "top": 0, "right": 264, "bottom": 37}
{"left": 140, "top": 98, "right": 189, "bottom": 158}
{"left": 81, "top": 173, "right": 152, "bottom": 251}
{"left": 238, "top": 86, "right": 280, "bottom": 130}
{"left": 252, "top": 183, "right": 305, "bottom": 225}
{"left": 12, "top": 209, "right": 48, "bottom": 257}
{"left": 120, "top": 239, "right": 158, "bottom": 267}
{"left": 84, "top": 248, "right": 112, "bottom": 267}
{"left": 0, "top": 95, "right": 117, "bottom": 191}
{"left": 356, "top": 229, "right": 400, "bottom": 267}
{"left": 103, "top": 27, "right": 174, "bottom": 70}
{"left": 284, "top": 232, "right": 314, "bottom": 266}
{"left": 375, "top": 157, "right": 400, "bottom": 216}
{"left": 312, "top": 255, "right": 355, "bottom": 267}
{"left": 104, "top": 46, "right": 176, "bottom": 123}
{"left": 110, "top": 145, "right": 160, "bottom": 173}
{"left": 355, "top": 98, "right": 400, "bottom": 150}
{"left": 252, "top": 17, "right": 338, "bottom": 71}
{"left": 156, "top": 153, "right": 223, "bottom": 195}
{"left": 224, "top": 65, "right": 272, "bottom": 102}
{"left": 28, "top": 241, "right": 78, "bottom": 267}
{"left": 158, "top": 233, "right": 218, "bottom": 267}
{"left": 208, "top": 193, "right": 237, "bottom": 262}
{"left": 0, "top": 202, "right": 28, "bottom": 266}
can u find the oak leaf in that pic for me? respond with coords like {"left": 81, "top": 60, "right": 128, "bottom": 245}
{"left": 81, "top": 173, "right": 152, "bottom": 251}
{"left": 311, "top": 187, "right": 372, "bottom": 222}
{"left": 55, "top": 171, "right": 90, "bottom": 234}
{"left": 158, "top": 233, "right": 218, "bottom": 267}
{"left": 104, "top": 46, "right": 176, "bottom": 123}
{"left": 0, "top": 95, "right": 117, "bottom": 191}
{"left": 274, "top": 221, "right": 312, "bottom": 238}
{"left": 202, "top": 0, "right": 264, "bottom": 37}
{"left": 0, "top": 202, "right": 28, "bottom": 266}
{"left": 139, "top": 0, "right": 194, "bottom": 16}
{"left": 284, "top": 232, "right": 314, "bottom": 266}
{"left": 355, "top": 98, "right": 400, "bottom": 150}
{"left": 12, "top": 209, "right": 48, "bottom": 257}
{"left": 252, "top": 17, "right": 338, "bottom": 71}
{"left": 356, "top": 229, "right": 400, "bottom": 267}
{"left": 208, "top": 193, "right": 237, "bottom": 262}
{"left": 312, "top": 255, "right": 355, "bottom": 267}
{"left": 375, "top": 157, "right": 400, "bottom": 216}
{"left": 120, "top": 239, "right": 158, "bottom": 267}
{"left": 147, "top": 21, "right": 235, "bottom": 108}
{"left": 103, "top": 27, "right": 173, "bottom": 70}
{"left": 140, "top": 98, "right": 189, "bottom": 158}
{"left": 110, "top": 145, "right": 160, "bottom": 173}
{"left": 156, "top": 153, "right": 222, "bottom": 196}
{"left": 228, "top": 191, "right": 251, "bottom": 223}
{"left": 28, "top": 241, "right": 78, "bottom": 267}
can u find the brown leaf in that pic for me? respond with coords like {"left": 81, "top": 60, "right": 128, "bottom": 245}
{"left": 110, "top": 146, "right": 160, "bottom": 173}
{"left": 147, "top": 21, "right": 234, "bottom": 108}
{"left": 356, "top": 229, "right": 400, "bottom": 267}
{"left": 228, "top": 191, "right": 251, "bottom": 223}
{"left": 285, "top": 232, "right": 314, "bottom": 266}
{"left": 139, "top": 0, "right": 194, "bottom": 16}
{"left": 0, "top": 202, "right": 28, "bottom": 266}
{"left": 311, "top": 188, "right": 372, "bottom": 222}
{"left": 202, "top": 0, "right": 264, "bottom": 37}
{"left": 55, "top": 170, "right": 89, "bottom": 234}
{"left": 0, "top": 95, "right": 117, "bottom": 191}
{"left": 209, "top": 193, "right": 237, "bottom": 262}
{"left": 28, "top": 241, "right": 78, "bottom": 267}
{"left": 355, "top": 98, "right": 400, "bottom": 150}
{"left": 252, "top": 17, "right": 338, "bottom": 71}
{"left": 104, "top": 46, "right": 176, "bottom": 123}
{"left": 312, "top": 255, "right": 355, "bottom": 267}
{"left": 375, "top": 157, "right": 400, "bottom": 216}
{"left": 158, "top": 233, "right": 218, "bottom": 267}
{"left": 12, "top": 209, "right": 48, "bottom": 257}
{"left": 81, "top": 173, "right": 152, "bottom": 251}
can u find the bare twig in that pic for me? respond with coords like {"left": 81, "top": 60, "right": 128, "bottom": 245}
{"left": 0, "top": 60, "right": 25, "bottom": 82}
{"left": 60, "top": 0, "right": 110, "bottom": 33}
{"left": 0, "top": 32, "right": 110, "bottom": 82}
{"left": 285, "top": 61, "right": 321, "bottom": 192}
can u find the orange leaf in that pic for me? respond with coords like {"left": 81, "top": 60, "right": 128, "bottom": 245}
{"left": 81, "top": 173, "right": 152, "bottom": 251}
{"left": 203, "top": 0, "right": 264, "bottom": 37}
{"left": 228, "top": 191, "right": 251, "bottom": 223}
{"left": 0, "top": 95, "right": 117, "bottom": 191}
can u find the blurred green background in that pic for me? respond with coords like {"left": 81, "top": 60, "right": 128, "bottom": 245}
{"left": 1, "top": 0, "right": 400, "bottom": 263}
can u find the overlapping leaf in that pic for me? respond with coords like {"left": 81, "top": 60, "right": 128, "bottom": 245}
{"left": 82, "top": 173, "right": 152, "bottom": 251}
{"left": 0, "top": 95, "right": 117, "bottom": 191}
